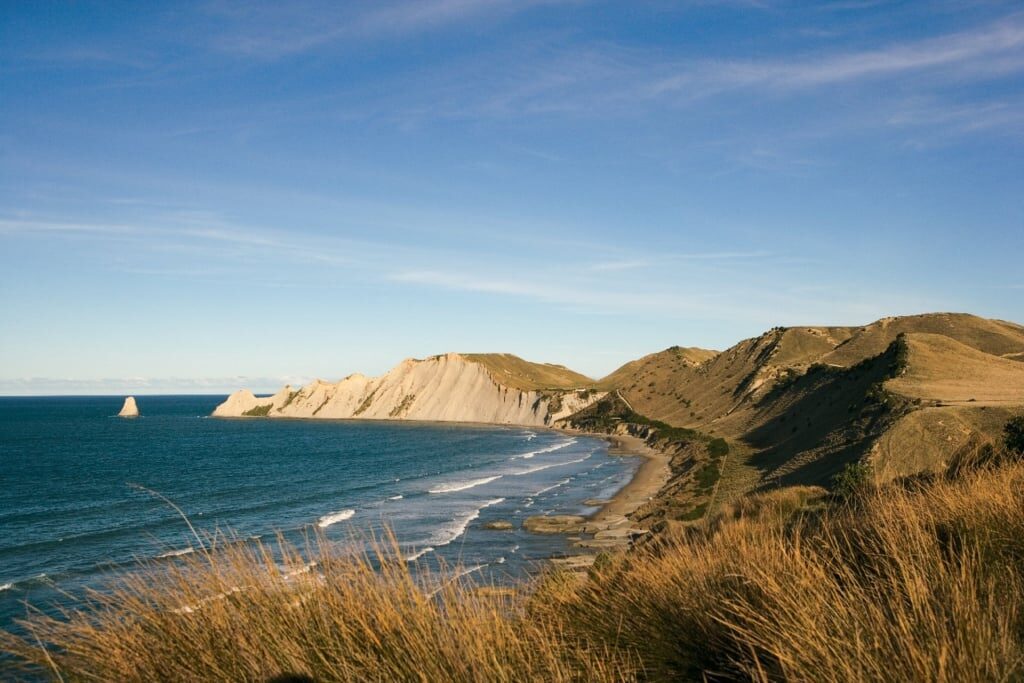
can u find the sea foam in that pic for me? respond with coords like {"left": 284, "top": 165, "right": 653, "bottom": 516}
{"left": 428, "top": 475, "right": 502, "bottom": 494}
{"left": 317, "top": 509, "right": 355, "bottom": 528}
{"left": 430, "top": 498, "right": 505, "bottom": 547}
{"left": 513, "top": 453, "right": 592, "bottom": 476}
{"left": 516, "top": 438, "right": 576, "bottom": 459}
{"left": 533, "top": 477, "right": 572, "bottom": 496}
{"left": 405, "top": 546, "right": 435, "bottom": 562}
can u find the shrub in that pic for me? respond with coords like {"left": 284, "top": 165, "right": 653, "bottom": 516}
{"left": 1005, "top": 416, "right": 1024, "bottom": 455}
{"left": 242, "top": 404, "right": 272, "bottom": 417}
{"left": 706, "top": 438, "right": 729, "bottom": 459}
{"left": 695, "top": 461, "right": 721, "bottom": 491}
{"left": 831, "top": 461, "right": 873, "bottom": 499}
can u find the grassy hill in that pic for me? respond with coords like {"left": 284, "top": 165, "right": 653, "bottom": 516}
{"left": 597, "top": 346, "right": 718, "bottom": 392}
{"left": 461, "top": 353, "right": 595, "bottom": 391}
{"left": 598, "top": 312, "right": 1024, "bottom": 496}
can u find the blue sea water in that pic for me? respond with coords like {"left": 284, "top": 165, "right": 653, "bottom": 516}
{"left": 0, "top": 396, "right": 637, "bottom": 633}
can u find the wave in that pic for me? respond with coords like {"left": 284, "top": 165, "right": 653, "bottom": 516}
{"left": 451, "top": 564, "right": 487, "bottom": 581}
{"left": 405, "top": 546, "right": 435, "bottom": 562}
{"left": 513, "top": 453, "right": 592, "bottom": 476}
{"left": 428, "top": 475, "right": 502, "bottom": 494}
{"left": 516, "top": 438, "right": 576, "bottom": 459}
{"left": 156, "top": 547, "right": 195, "bottom": 559}
{"left": 3, "top": 574, "right": 50, "bottom": 591}
{"left": 533, "top": 477, "right": 572, "bottom": 496}
{"left": 388, "top": 495, "right": 403, "bottom": 500}
{"left": 316, "top": 509, "right": 355, "bottom": 528}
{"left": 430, "top": 498, "right": 505, "bottom": 547}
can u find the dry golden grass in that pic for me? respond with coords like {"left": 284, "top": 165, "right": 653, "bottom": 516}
{"left": 531, "top": 458, "right": 1024, "bottom": 681}
{"left": 886, "top": 333, "right": 1024, "bottom": 404}
{"left": 461, "top": 353, "right": 594, "bottom": 390}
{"left": 0, "top": 534, "right": 634, "bottom": 682}
{"left": 6, "top": 457, "right": 1024, "bottom": 681}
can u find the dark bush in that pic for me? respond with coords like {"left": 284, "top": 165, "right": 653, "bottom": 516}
{"left": 832, "top": 461, "right": 873, "bottom": 499}
{"left": 1006, "top": 416, "right": 1024, "bottom": 455}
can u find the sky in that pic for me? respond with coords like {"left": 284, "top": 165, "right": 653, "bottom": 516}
{"left": 1, "top": 1, "right": 1022, "bottom": 394}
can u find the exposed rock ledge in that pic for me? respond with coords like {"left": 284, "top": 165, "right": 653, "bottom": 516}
{"left": 212, "top": 353, "right": 603, "bottom": 427}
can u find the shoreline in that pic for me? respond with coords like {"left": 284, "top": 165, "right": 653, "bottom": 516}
{"left": 220, "top": 411, "right": 667, "bottom": 555}
{"left": 546, "top": 429, "right": 672, "bottom": 556}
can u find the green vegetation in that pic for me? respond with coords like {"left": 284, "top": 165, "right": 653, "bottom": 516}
{"left": 831, "top": 461, "right": 874, "bottom": 498}
{"left": 1006, "top": 416, "right": 1024, "bottom": 455}
{"left": 311, "top": 396, "right": 331, "bottom": 416}
{"left": 276, "top": 390, "right": 301, "bottom": 412}
{"left": 241, "top": 404, "right": 272, "bottom": 417}
{"left": 7, "top": 456, "right": 1024, "bottom": 681}
{"left": 565, "top": 394, "right": 707, "bottom": 449}
{"left": 678, "top": 502, "right": 709, "bottom": 521}
{"left": 706, "top": 437, "right": 729, "bottom": 458}
{"left": 353, "top": 389, "right": 377, "bottom": 416}
{"left": 389, "top": 393, "right": 416, "bottom": 418}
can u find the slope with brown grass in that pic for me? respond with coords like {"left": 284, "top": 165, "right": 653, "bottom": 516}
{"left": 599, "top": 313, "right": 1024, "bottom": 493}
{"left": 530, "top": 456, "right": 1024, "bottom": 682}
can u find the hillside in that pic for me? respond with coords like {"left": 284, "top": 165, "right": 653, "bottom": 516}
{"left": 461, "top": 353, "right": 593, "bottom": 390}
{"left": 597, "top": 312, "right": 1024, "bottom": 494}
{"left": 212, "top": 352, "right": 602, "bottom": 426}
{"left": 597, "top": 346, "right": 717, "bottom": 392}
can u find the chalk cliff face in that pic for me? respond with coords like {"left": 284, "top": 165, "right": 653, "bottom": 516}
{"left": 118, "top": 396, "right": 139, "bottom": 418}
{"left": 212, "top": 353, "right": 603, "bottom": 427}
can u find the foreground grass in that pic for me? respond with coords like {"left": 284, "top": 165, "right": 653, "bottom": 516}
{"left": 0, "top": 535, "right": 632, "bottom": 682}
{"left": 5, "top": 459, "right": 1024, "bottom": 681}
{"left": 535, "top": 462, "right": 1024, "bottom": 681}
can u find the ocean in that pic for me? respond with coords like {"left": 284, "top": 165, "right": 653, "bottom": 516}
{"left": 0, "top": 395, "right": 637, "bottom": 633}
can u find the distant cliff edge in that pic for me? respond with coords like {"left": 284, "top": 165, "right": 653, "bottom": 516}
{"left": 212, "top": 352, "right": 603, "bottom": 427}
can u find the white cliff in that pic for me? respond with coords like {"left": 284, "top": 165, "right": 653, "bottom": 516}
{"left": 212, "top": 353, "right": 603, "bottom": 427}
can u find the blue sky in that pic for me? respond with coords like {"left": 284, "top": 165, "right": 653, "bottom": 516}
{"left": 1, "top": 1, "right": 1022, "bottom": 394}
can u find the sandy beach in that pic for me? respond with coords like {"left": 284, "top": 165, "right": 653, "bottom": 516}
{"left": 594, "top": 434, "right": 670, "bottom": 520}
{"left": 541, "top": 430, "right": 672, "bottom": 560}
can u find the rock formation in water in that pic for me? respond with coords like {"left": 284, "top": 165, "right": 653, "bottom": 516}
{"left": 118, "top": 396, "right": 139, "bottom": 418}
{"left": 212, "top": 353, "right": 603, "bottom": 427}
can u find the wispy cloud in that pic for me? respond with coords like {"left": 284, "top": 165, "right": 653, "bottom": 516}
{"left": 650, "top": 15, "right": 1024, "bottom": 95}
{"left": 203, "top": 0, "right": 565, "bottom": 58}
{"left": 386, "top": 264, "right": 907, "bottom": 325}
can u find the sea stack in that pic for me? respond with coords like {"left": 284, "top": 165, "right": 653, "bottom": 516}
{"left": 118, "top": 396, "right": 139, "bottom": 418}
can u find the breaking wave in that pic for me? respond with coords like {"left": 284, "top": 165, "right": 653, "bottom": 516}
{"left": 316, "top": 509, "right": 355, "bottom": 528}
{"left": 430, "top": 498, "right": 505, "bottom": 547}
{"left": 428, "top": 475, "right": 502, "bottom": 494}
{"left": 516, "top": 438, "right": 577, "bottom": 459}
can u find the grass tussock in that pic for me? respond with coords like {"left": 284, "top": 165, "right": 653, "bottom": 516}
{"left": 1, "top": 535, "right": 633, "bottom": 682}
{"left": 532, "top": 458, "right": 1024, "bottom": 681}
{"left": 6, "top": 458, "right": 1024, "bottom": 681}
